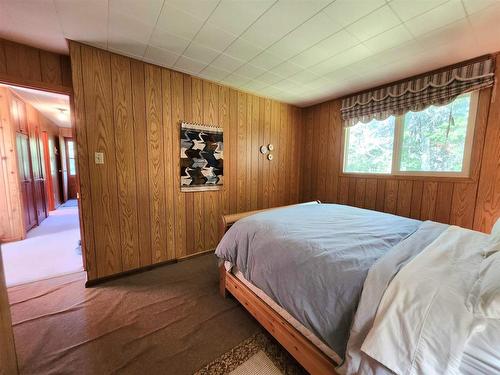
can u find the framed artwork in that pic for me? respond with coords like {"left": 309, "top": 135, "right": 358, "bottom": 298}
{"left": 180, "top": 122, "right": 223, "bottom": 192}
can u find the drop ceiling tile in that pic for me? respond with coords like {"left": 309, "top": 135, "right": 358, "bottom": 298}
{"left": 149, "top": 29, "right": 191, "bottom": 55}
{"left": 54, "top": 0, "right": 108, "bottom": 47}
{"left": 363, "top": 25, "right": 413, "bottom": 53}
{"left": 467, "top": 3, "right": 500, "bottom": 49}
{"left": 207, "top": 0, "right": 275, "bottom": 35}
{"left": 309, "top": 44, "right": 372, "bottom": 75}
{"left": 272, "top": 79, "right": 302, "bottom": 93}
{"left": 155, "top": 3, "right": 205, "bottom": 40}
{"left": 241, "top": 79, "right": 269, "bottom": 92}
{"left": 415, "top": 19, "right": 474, "bottom": 51}
{"left": 288, "top": 70, "right": 322, "bottom": 85}
{"left": 240, "top": 0, "right": 332, "bottom": 49}
{"left": 193, "top": 22, "right": 238, "bottom": 52}
{"left": 323, "top": 66, "right": 360, "bottom": 83}
{"left": 144, "top": 46, "right": 180, "bottom": 67}
{"left": 290, "top": 30, "right": 360, "bottom": 68}
{"left": 270, "top": 61, "right": 303, "bottom": 78}
{"left": 183, "top": 42, "right": 221, "bottom": 64}
{"left": 257, "top": 71, "right": 285, "bottom": 86}
{"left": 166, "top": 0, "right": 220, "bottom": 21}
{"left": 108, "top": 10, "right": 154, "bottom": 44}
{"left": 249, "top": 51, "right": 285, "bottom": 70}
{"left": 1, "top": 0, "right": 67, "bottom": 54}
{"left": 224, "top": 38, "right": 264, "bottom": 62}
{"left": 282, "top": 11, "right": 343, "bottom": 51}
{"left": 404, "top": 1, "right": 466, "bottom": 37}
{"left": 233, "top": 64, "right": 266, "bottom": 80}
{"left": 174, "top": 55, "right": 208, "bottom": 74}
{"left": 108, "top": 32, "right": 148, "bottom": 58}
{"left": 210, "top": 53, "right": 245, "bottom": 72}
{"left": 198, "top": 65, "right": 232, "bottom": 82}
{"left": 462, "top": 0, "right": 499, "bottom": 15}
{"left": 388, "top": 0, "right": 447, "bottom": 21}
{"left": 323, "top": 0, "right": 386, "bottom": 27}
{"left": 222, "top": 73, "right": 251, "bottom": 87}
{"left": 346, "top": 5, "right": 401, "bottom": 41}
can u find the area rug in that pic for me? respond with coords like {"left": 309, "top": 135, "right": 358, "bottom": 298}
{"left": 193, "top": 332, "right": 307, "bottom": 375}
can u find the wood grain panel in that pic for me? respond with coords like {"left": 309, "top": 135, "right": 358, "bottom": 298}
{"left": 474, "top": 57, "right": 500, "bottom": 232}
{"left": 396, "top": 180, "right": 412, "bottom": 217}
{"left": 130, "top": 60, "right": 152, "bottom": 267}
{"left": 80, "top": 45, "right": 121, "bottom": 277}
{"left": 229, "top": 89, "right": 238, "bottom": 214}
{"left": 384, "top": 180, "right": 398, "bottom": 214}
{"left": 338, "top": 177, "right": 349, "bottom": 204}
{"left": 161, "top": 69, "right": 176, "bottom": 260}
{"left": 420, "top": 181, "right": 438, "bottom": 221}
{"left": 450, "top": 183, "right": 477, "bottom": 228}
{"left": 410, "top": 180, "right": 423, "bottom": 220}
{"left": 145, "top": 64, "right": 167, "bottom": 263}
{"left": 40, "top": 50, "right": 63, "bottom": 86}
{"left": 434, "top": 182, "right": 454, "bottom": 224}
{"left": 67, "top": 43, "right": 97, "bottom": 278}
{"left": 364, "top": 179, "right": 377, "bottom": 210}
{"left": 110, "top": 54, "right": 139, "bottom": 271}
{"left": 354, "top": 178, "right": 366, "bottom": 208}
{"left": 375, "top": 179, "right": 386, "bottom": 212}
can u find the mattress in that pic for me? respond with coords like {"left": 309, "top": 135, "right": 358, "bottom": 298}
{"left": 224, "top": 260, "right": 342, "bottom": 365}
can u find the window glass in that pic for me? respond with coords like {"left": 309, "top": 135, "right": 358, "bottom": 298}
{"left": 69, "top": 159, "right": 76, "bottom": 175}
{"left": 344, "top": 117, "right": 395, "bottom": 174}
{"left": 67, "top": 141, "right": 75, "bottom": 158}
{"left": 400, "top": 94, "right": 471, "bottom": 172}
{"left": 343, "top": 93, "right": 476, "bottom": 176}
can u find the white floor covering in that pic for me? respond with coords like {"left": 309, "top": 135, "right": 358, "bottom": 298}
{"left": 229, "top": 351, "right": 282, "bottom": 375}
{"left": 1, "top": 201, "right": 83, "bottom": 287}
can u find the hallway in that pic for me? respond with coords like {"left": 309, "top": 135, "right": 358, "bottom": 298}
{"left": 1, "top": 200, "right": 82, "bottom": 287}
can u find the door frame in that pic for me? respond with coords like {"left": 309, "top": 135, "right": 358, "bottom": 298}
{"left": 0, "top": 78, "right": 87, "bottom": 273}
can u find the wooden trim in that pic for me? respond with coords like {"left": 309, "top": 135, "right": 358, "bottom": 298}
{"left": 219, "top": 200, "right": 339, "bottom": 375}
{"left": 0, "top": 73, "right": 72, "bottom": 96}
{"left": 84, "top": 258, "right": 177, "bottom": 287}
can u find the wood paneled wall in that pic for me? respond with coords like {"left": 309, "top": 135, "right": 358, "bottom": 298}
{"left": 69, "top": 42, "right": 302, "bottom": 281}
{"left": 300, "top": 60, "right": 500, "bottom": 233}
{"left": 0, "top": 38, "right": 72, "bottom": 94}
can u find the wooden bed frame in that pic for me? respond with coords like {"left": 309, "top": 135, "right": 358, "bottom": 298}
{"left": 219, "top": 201, "right": 339, "bottom": 375}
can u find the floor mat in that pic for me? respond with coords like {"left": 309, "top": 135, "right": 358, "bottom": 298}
{"left": 194, "top": 332, "right": 306, "bottom": 375}
{"left": 8, "top": 254, "right": 260, "bottom": 375}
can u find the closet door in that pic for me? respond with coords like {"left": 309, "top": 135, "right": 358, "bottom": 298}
{"left": 16, "top": 133, "right": 37, "bottom": 231}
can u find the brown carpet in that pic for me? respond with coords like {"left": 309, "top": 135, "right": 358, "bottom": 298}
{"left": 8, "top": 254, "right": 261, "bottom": 375}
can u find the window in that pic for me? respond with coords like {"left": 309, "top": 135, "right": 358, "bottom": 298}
{"left": 67, "top": 140, "right": 76, "bottom": 176}
{"left": 343, "top": 92, "right": 478, "bottom": 177}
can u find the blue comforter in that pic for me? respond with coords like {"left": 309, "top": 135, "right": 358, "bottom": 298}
{"left": 215, "top": 203, "right": 421, "bottom": 359}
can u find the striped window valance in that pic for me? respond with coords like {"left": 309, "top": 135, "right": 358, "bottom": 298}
{"left": 341, "top": 56, "right": 495, "bottom": 127}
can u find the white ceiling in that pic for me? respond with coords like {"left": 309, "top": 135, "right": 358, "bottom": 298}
{"left": 3, "top": 85, "right": 71, "bottom": 128}
{"left": 1, "top": 0, "right": 500, "bottom": 107}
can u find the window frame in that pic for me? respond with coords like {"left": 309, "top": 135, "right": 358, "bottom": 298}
{"left": 342, "top": 91, "right": 479, "bottom": 178}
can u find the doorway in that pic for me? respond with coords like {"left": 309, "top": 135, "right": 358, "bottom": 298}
{"left": 0, "top": 84, "right": 84, "bottom": 287}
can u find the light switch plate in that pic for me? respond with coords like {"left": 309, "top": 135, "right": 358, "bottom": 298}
{"left": 95, "top": 152, "right": 104, "bottom": 164}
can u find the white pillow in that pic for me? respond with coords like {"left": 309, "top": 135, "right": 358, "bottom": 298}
{"left": 474, "top": 250, "right": 500, "bottom": 319}
{"left": 492, "top": 217, "right": 500, "bottom": 238}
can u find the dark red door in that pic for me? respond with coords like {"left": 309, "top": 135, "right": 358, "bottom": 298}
{"left": 16, "top": 133, "right": 37, "bottom": 231}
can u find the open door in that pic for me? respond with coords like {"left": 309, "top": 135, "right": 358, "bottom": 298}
{"left": 16, "top": 133, "right": 36, "bottom": 232}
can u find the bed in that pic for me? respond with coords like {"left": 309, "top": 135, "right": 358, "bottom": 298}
{"left": 216, "top": 202, "right": 500, "bottom": 375}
